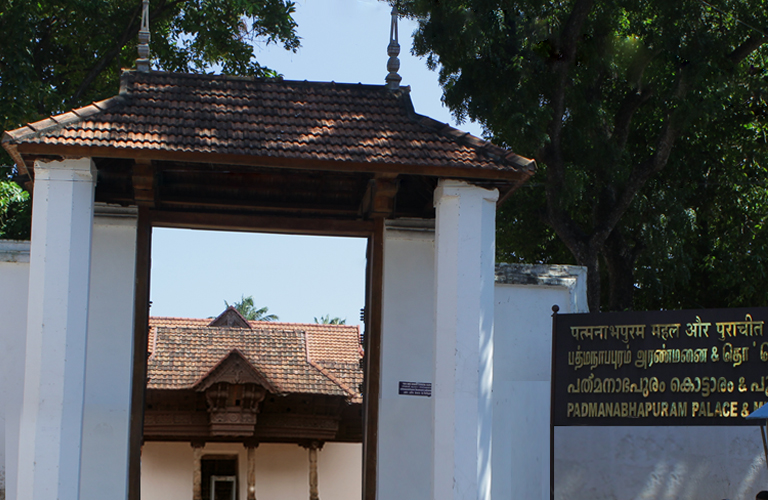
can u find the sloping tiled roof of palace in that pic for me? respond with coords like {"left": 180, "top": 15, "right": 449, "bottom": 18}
{"left": 147, "top": 311, "right": 363, "bottom": 403}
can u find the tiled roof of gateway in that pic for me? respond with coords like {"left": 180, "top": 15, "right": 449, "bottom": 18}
{"left": 2, "top": 71, "right": 534, "bottom": 177}
{"left": 147, "top": 316, "right": 363, "bottom": 403}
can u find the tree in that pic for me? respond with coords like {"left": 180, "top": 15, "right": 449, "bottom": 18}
{"left": 225, "top": 295, "right": 278, "bottom": 321}
{"left": 314, "top": 315, "right": 347, "bottom": 325}
{"left": 396, "top": 0, "right": 768, "bottom": 311}
{"left": 0, "top": 180, "right": 30, "bottom": 240}
{"left": 0, "top": 0, "right": 300, "bottom": 239}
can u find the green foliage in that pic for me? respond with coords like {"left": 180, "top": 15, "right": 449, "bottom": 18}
{"left": 632, "top": 97, "right": 768, "bottom": 310}
{"left": 0, "top": 0, "right": 299, "bottom": 239}
{"left": 0, "top": 0, "right": 299, "bottom": 140}
{"left": 0, "top": 175, "right": 31, "bottom": 240}
{"left": 314, "top": 315, "right": 346, "bottom": 325}
{"left": 224, "top": 295, "right": 278, "bottom": 321}
{"left": 397, "top": 0, "right": 768, "bottom": 310}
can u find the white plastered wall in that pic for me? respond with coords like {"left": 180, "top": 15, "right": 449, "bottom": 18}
{"left": 0, "top": 203, "right": 137, "bottom": 500}
{"left": 555, "top": 425, "right": 768, "bottom": 500}
{"left": 0, "top": 241, "right": 31, "bottom": 500}
{"left": 377, "top": 230, "right": 591, "bottom": 500}
{"left": 492, "top": 264, "right": 587, "bottom": 500}
{"left": 140, "top": 442, "right": 361, "bottom": 500}
{"left": 79, "top": 205, "right": 137, "bottom": 500}
{"left": 378, "top": 220, "right": 436, "bottom": 500}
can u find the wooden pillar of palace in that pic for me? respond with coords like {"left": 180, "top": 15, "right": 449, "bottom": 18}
{"left": 246, "top": 442, "right": 259, "bottom": 500}
{"left": 302, "top": 440, "right": 324, "bottom": 500}
{"left": 129, "top": 160, "right": 155, "bottom": 500}
{"left": 192, "top": 442, "right": 204, "bottom": 500}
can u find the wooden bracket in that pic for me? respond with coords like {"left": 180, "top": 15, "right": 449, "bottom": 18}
{"left": 132, "top": 160, "right": 156, "bottom": 207}
{"left": 360, "top": 173, "right": 399, "bottom": 219}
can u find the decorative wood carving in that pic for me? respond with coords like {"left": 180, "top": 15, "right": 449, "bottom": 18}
{"left": 143, "top": 390, "right": 360, "bottom": 443}
{"left": 205, "top": 382, "right": 266, "bottom": 437}
{"left": 194, "top": 350, "right": 276, "bottom": 393}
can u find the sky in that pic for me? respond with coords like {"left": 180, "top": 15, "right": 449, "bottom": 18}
{"left": 148, "top": 0, "right": 484, "bottom": 325}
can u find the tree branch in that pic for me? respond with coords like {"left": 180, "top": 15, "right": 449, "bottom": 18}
{"left": 546, "top": 0, "right": 596, "bottom": 150}
{"left": 539, "top": 0, "right": 597, "bottom": 274}
{"left": 67, "top": 4, "right": 142, "bottom": 107}
{"left": 539, "top": 0, "right": 596, "bottom": 247}
{"left": 728, "top": 33, "right": 767, "bottom": 64}
{"left": 593, "top": 34, "right": 765, "bottom": 246}
{"left": 590, "top": 56, "right": 700, "bottom": 246}
{"left": 595, "top": 110, "right": 679, "bottom": 247}
{"left": 67, "top": 0, "right": 179, "bottom": 107}
{"left": 611, "top": 86, "right": 654, "bottom": 154}
{"left": 541, "top": 0, "right": 595, "bottom": 238}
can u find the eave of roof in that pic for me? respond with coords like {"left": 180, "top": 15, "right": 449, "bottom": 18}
{"left": 2, "top": 70, "right": 535, "bottom": 183}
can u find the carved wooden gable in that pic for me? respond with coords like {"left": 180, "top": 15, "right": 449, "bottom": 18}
{"left": 194, "top": 349, "right": 274, "bottom": 392}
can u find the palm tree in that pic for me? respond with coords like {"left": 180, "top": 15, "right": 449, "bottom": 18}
{"left": 224, "top": 295, "right": 278, "bottom": 321}
{"left": 314, "top": 314, "right": 346, "bottom": 325}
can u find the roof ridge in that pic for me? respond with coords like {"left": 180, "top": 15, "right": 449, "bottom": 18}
{"left": 303, "top": 330, "right": 358, "bottom": 399}
{"left": 307, "top": 357, "right": 357, "bottom": 400}
{"left": 122, "top": 69, "right": 394, "bottom": 91}
{"left": 150, "top": 315, "right": 358, "bottom": 330}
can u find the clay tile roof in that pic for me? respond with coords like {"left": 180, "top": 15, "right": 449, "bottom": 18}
{"left": 147, "top": 316, "right": 363, "bottom": 403}
{"left": 2, "top": 70, "right": 534, "bottom": 180}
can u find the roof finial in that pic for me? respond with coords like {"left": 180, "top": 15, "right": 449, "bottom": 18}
{"left": 386, "top": 6, "right": 402, "bottom": 90}
{"left": 136, "top": 0, "right": 151, "bottom": 72}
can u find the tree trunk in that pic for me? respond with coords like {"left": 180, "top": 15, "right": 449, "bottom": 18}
{"left": 580, "top": 250, "right": 602, "bottom": 313}
{"left": 603, "top": 228, "right": 637, "bottom": 311}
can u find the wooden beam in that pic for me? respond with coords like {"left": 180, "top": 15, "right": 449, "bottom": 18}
{"left": 159, "top": 197, "right": 360, "bottom": 217}
{"left": 128, "top": 206, "right": 152, "bottom": 500}
{"left": 15, "top": 143, "right": 535, "bottom": 182}
{"left": 496, "top": 180, "right": 526, "bottom": 208}
{"left": 362, "top": 217, "right": 384, "bottom": 500}
{"left": 150, "top": 210, "right": 374, "bottom": 237}
{"left": 132, "top": 160, "right": 155, "bottom": 207}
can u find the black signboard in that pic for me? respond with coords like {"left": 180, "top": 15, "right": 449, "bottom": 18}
{"left": 399, "top": 381, "right": 432, "bottom": 397}
{"left": 553, "top": 307, "right": 768, "bottom": 426}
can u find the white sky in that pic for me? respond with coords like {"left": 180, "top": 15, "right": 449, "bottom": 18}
{"left": 148, "top": 0, "right": 484, "bottom": 324}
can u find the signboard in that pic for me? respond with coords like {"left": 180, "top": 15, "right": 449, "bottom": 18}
{"left": 553, "top": 308, "right": 768, "bottom": 425}
{"left": 399, "top": 381, "right": 432, "bottom": 397}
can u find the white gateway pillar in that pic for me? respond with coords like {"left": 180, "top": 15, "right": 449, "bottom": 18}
{"left": 17, "top": 158, "right": 96, "bottom": 500}
{"left": 433, "top": 179, "right": 498, "bottom": 500}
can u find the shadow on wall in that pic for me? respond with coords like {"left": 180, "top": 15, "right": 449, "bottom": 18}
{"left": 555, "top": 426, "right": 768, "bottom": 500}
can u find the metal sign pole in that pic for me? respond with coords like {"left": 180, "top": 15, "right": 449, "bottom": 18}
{"left": 550, "top": 304, "right": 559, "bottom": 500}
{"left": 761, "top": 421, "right": 768, "bottom": 473}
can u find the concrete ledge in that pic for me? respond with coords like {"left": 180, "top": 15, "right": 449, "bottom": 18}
{"left": 495, "top": 263, "right": 588, "bottom": 313}
{"left": 0, "top": 240, "right": 31, "bottom": 263}
{"left": 94, "top": 203, "right": 138, "bottom": 218}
